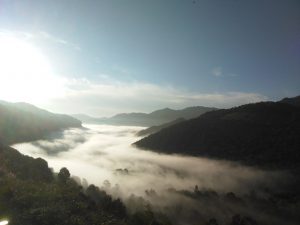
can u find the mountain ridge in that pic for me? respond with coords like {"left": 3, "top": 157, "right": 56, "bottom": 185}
{"left": 136, "top": 118, "right": 186, "bottom": 137}
{"left": 0, "top": 100, "right": 82, "bottom": 144}
{"left": 134, "top": 100, "right": 300, "bottom": 169}
{"left": 72, "top": 106, "right": 216, "bottom": 126}
{"left": 279, "top": 95, "right": 300, "bottom": 107}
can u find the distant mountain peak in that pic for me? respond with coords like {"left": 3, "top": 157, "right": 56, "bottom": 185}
{"left": 134, "top": 99, "right": 300, "bottom": 169}
{"left": 72, "top": 106, "right": 216, "bottom": 126}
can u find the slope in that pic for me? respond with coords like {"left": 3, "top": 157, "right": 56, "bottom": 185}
{"left": 136, "top": 118, "right": 185, "bottom": 136}
{"left": 134, "top": 102, "right": 300, "bottom": 169}
{"left": 0, "top": 101, "right": 81, "bottom": 144}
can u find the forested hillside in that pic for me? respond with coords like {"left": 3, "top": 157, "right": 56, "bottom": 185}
{"left": 135, "top": 102, "right": 300, "bottom": 169}
{"left": 0, "top": 143, "right": 171, "bottom": 225}
{"left": 0, "top": 101, "right": 81, "bottom": 144}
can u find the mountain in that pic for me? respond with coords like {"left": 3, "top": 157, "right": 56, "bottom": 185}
{"left": 71, "top": 113, "right": 105, "bottom": 124}
{"left": 0, "top": 142, "right": 54, "bottom": 181}
{"left": 0, "top": 101, "right": 81, "bottom": 144}
{"left": 136, "top": 118, "right": 185, "bottom": 136}
{"left": 279, "top": 95, "right": 300, "bottom": 107}
{"left": 72, "top": 106, "right": 216, "bottom": 126}
{"left": 134, "top": 101, "right": 300, "bottom": 169}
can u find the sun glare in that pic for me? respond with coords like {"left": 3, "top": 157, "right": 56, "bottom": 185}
{"left": 0, "top": 220, "right": 8, "bottom": 225}
{"left": 0, "top": 34, "right": 64, "bottom": 103}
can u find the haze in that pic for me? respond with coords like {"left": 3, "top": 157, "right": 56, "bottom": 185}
{"left": 12, "top": 124, "right": 293, "bottom": 224}
{"left": 13, "top": 124, "right": 286, "bottom": 198}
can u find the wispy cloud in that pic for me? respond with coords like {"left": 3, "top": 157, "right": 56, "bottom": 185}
{"left": 41, "top": 76, "right": 268, "bottom": 116}
{"left": 0, "top": 29, "right": 81, "bottom": 51}
{"left": 0, "top": 30, "right": 265, "bottom": 115}
{"left": 37, "top": 31, "right": 81, "bottom": 51}
{"left": 211, "top": 66, "right": 238, "bottom": 78}
{"left": 0, "top": 30, "right": 33, "bottom": 40}
{"left": 211, "top": 66, "right": 223, "bottom": 77}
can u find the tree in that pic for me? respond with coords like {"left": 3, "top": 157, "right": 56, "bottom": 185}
{"left": 57, "top": 167, "right": 70, "bottom": 184}
{"left": 206, "top": 218, "right": 218, "bottom": 225}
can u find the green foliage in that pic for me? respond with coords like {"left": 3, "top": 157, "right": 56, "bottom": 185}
{"left": 128, "top": 205, "right": 172, "bottom": 225}
{"left": 85, "top": 184, "right": 127, "bottom": 219}
{"left": 0, "top": 144, "right": 53, "bottom": 182}
{"left": 0, "top": 176, "right": 125, "bottom": 225}
{"left": 57, "top": 167, "right": 70, "bottom": 184}
{"left": 166, "top": 187, "right": 300, "bottom": 225}
{"left": 0, "top": 144, "right": 172, "bottom": 225}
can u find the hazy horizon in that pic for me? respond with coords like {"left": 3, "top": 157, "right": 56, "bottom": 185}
{"left": 0, "top": 96, "right": 277, "bottom": 118}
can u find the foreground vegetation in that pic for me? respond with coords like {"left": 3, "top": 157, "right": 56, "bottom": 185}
{"left": 0, "top": 144, "right": 171, "bottom": 225}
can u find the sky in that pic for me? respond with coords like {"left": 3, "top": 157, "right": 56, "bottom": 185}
{"left": 0, "top": 0, "right": 299, "bottom": 116}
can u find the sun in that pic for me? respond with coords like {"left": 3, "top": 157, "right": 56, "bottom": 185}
{"left": 0, "top": 220, "right": 8, "bottom": 225}
{"left": 0, "top": 34, "right": 64, "bottom": 103}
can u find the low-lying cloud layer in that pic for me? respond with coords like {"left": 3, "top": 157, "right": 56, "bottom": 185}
{"left": 13, "top": 124, "right": 284, "bottom": 196}
{"left": 12, "top": 125, "right": 295, "bottom": 225}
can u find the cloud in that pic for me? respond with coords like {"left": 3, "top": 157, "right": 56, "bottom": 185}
{"left": 37, "top": 31, "right": 81, "bottom": 51}
{"left": 13, "top": 124, "right": 285, "bottom": 196}
{"left": 0, "top": 29, "right": 81, "bottom": 51}
{"left": 12, "top": 125, "right": 291, "bottom": 224}
{"left": 0, "top": 29, "right": 266, "bottom": 116}
{"left": 0, "top": 30, "right": 33, "bottom": 40}
{"left": 212, "top": 66, "right": 223, "bottom": 77}
{"left": 211, "top": 66, "right": 239, "bottom": 78}
{"left": 41, "top": 76, "right": 268, "bottom": 116}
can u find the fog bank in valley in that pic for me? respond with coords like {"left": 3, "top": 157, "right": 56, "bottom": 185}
{"left": 12, "top": 124, "right": 294, "bottom": 225}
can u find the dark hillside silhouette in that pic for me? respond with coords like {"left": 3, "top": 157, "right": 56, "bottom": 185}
{"left": 279, "top": 95, "right": 300, "bottom": 108}
{"left": 137, "top": 118, "right": 185, "bottom": 136}
{"left": 0, "top": 143, "right": 171, "bottom": 225}
{"left": 135, "top": 101, "right": 300, "bottom": 169}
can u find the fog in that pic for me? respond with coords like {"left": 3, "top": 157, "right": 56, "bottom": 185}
{"left": 12, "top": 124, "right": 283, "bottom": 194}
{"left": 12, "top": 124, "right": 294, "bottom": 225}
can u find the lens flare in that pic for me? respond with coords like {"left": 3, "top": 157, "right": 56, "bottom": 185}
{"left": 0, "top": 34, "right": 65, "bottom": 103}
{"left": 0, "top": 220, "right": 9, "bottom": 225}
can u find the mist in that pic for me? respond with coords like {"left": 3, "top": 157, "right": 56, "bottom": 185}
{"left": 12, "top": 124, "right": 295, "bottom": 225}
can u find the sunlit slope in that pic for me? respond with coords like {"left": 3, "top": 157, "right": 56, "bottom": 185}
{"left": 0, "top": 101, "right": 81, "bottom": 144}
{"left": 134, "top": 101, "right": 300, "bottom": 169}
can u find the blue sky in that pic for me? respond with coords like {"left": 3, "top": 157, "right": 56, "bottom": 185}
{"left": 0, "top": 0, "right": 299, "bottom": 116}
